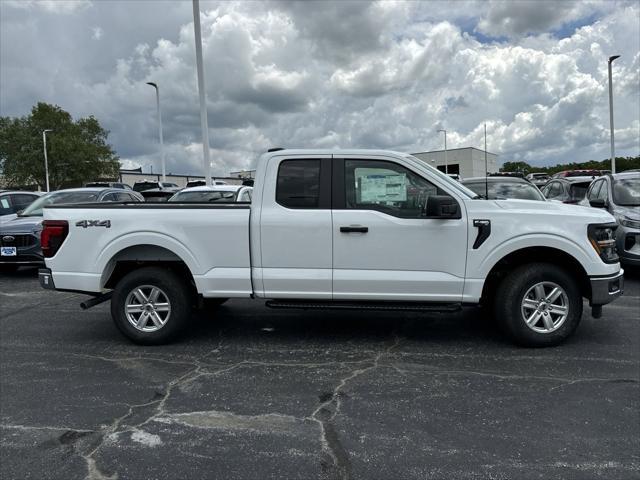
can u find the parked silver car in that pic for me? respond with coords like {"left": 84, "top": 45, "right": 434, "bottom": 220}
{"left": 0, "top": 187, "right": 143, "bottom": 271}
{"left": 0, "top": 190, "right": 42, "bottom": 217}
{"left": 582, "top": 172, "right": 640, "bottom": 267}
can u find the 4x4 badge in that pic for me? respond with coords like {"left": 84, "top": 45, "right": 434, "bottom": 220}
{"left": 76, "top": 220, "right": 111, "bottom": 228}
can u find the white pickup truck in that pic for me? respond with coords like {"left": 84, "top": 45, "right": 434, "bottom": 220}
{"left": 39, "top": 149, "right": 624, "bottom": 347}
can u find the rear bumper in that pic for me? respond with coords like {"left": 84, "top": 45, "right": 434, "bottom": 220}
{"left": 589, "top": 270, "right": 624, "bottom": 306}
{"left": 39, "top": 268, "right": 56, "bottom": 290}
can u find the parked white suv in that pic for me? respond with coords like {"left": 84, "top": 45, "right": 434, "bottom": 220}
{"left": 38, "top": 150, "right": 623, "bottom": 346}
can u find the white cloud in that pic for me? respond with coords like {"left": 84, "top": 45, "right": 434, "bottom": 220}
{"left": 0, "top": 0, "right": 638, "bottom": 175}
{"left": 3, "top": 0, "right": 91, "bottom": 14}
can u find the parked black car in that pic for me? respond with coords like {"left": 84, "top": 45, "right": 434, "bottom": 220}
{"left": 540, "top": 177, "right": 593, "bottom": 204}
{"left": 461, "top": 177, "right": 546, "bottom": 201}
{"left": 0, "top": 188, "right": 143, "bottom": 271}
{"left": 582, "top": 172, "right": 640, "bottom": 267}
{"left": 0, "top": 190, "right": 42, "bottom": 217}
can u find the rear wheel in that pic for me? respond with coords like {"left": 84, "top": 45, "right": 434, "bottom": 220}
{"left": 111, "top": 267, "right": 193, "bottom": 345}
{"left": 495, "top": 263, "right": 583, "bottom": 347}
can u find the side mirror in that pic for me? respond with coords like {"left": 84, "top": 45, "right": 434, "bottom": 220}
{"left": 424, "top": 195, "right": 461, "bottom": 219}
{"left": 589, "top": 198, "right": 606, "bottom": 208}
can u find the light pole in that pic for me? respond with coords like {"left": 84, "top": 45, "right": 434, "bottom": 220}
{"left": 607, "top": 55, "right": 620, "bottom": 173}
{"left": 42, "top": 129, "right": 53, "bottom": 192}
{"left": 192, "top": 0, "right": 212, "bottom": 185}
{"left": 146, "top": 82, "right": 166, "bottom": 181}
{"left": 437, "top": 129, "right": 448, "bottom": 174}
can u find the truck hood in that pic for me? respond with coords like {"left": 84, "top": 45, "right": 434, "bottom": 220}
{"left": 470, "top": 199, "right": 615, "bottom": 223}
{"left": 0, "top": 214, "right": 43, "bottom": 234}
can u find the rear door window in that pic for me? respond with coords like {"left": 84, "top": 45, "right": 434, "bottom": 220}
{"left": 276, "top": 160, "right": 321, "bottom": 209}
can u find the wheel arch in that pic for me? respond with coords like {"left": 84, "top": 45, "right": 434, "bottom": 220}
{"left": 480, "top": 246, "right": 591, "bottom": 305}
{"left": 100, "top": 244, "right": 196, "bottom": 291}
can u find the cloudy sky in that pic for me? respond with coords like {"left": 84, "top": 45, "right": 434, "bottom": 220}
{"left": 1, "top": 0, "right": 638, "bottom": 176}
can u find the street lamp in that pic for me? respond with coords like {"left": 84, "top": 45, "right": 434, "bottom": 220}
{"left": 437, "top": 129, "right": 448, "bottom": 174}
{"left": 607, "top": 55, "right": 620, "bottom": 174}
{"left": 146, "top": 82, "right": 166, "bottom": 181}
{"left": 42, "top": 129, "right": 53, "bottom": 192}
{"left": 192, "top": 0, "right": 212, "bottom": 186}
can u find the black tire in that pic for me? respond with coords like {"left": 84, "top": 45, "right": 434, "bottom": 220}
{"left": 494, "top": 263, "right": 583, "bottom": 347}
{"left": 111, "top": 267, "right": 193, "bottom": 345}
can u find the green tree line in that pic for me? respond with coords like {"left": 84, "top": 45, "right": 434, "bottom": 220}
{"left": 501, "top": 157, "right": 640, "bottom": 175}
{"left": 0, "top": 102, "right": 120, "bottom": 190}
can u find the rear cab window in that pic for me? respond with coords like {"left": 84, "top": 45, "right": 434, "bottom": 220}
{"left": 276, "top": 159, "right": 330, "bottom": 209}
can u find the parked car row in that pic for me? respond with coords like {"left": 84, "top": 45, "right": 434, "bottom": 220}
{"left": 0, "top": 184, "right": 253, "bottom": 271}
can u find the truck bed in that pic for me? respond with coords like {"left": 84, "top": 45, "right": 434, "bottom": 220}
{"left": 43, "top": 203, "right": 252, "bottom": 296}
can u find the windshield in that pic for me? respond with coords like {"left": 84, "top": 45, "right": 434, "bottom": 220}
{"left": 406, "top": 155, "right": 477, "bottom": 199}
{"left": 463, "top": 181, "right": 545, "bottom": 201}
{"left": 168, "top": 191, "right": 237, "bottom": 202}
{"left": 568, "top": 182, "right": 590, "bottom": 201}
{"left": 613, "top": 176, "right": 640, "bottom": 206}
{"left": 21, "top": 191, "right": 100, "bottom": 216}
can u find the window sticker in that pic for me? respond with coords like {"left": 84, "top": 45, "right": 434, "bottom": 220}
{"left": 359, "top": 173, "right": 407, "bottom": 203}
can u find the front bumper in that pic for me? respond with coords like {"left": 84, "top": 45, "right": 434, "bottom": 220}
{"left": 0, "top": 234, "right": 43, "bottom": 266}
{"left": 589, "top": 270, "right": 624, "bottom": 306}
{"left": 616, "top": 227, "right": 640, "bottom": 267}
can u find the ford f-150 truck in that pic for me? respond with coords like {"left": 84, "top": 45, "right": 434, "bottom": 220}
{"left": 38, "top": 150, "right": 624, "bottom": 347}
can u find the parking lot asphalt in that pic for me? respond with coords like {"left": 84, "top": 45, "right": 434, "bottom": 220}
{"left": 1, "top": 269, "right": 639, "bottom": 480}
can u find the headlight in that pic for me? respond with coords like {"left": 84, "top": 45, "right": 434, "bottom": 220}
{"left": 588, "top": 223, "right": 619, "bottom": 264}
{"left": 617, "top": 215, "right": 640, "bottom": 230}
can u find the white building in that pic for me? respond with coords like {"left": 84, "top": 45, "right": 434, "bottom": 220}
{"left": 411, "top": 147, "right": 499, "bottom": 179}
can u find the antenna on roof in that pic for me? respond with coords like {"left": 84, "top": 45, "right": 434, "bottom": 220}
{"left": 267, "top": 147, "right": 284, "bottom": 153}
{"left": 484, "top": 123, "right": 488, "bottom": 200}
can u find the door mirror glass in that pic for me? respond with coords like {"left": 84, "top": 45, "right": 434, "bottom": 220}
{"left": 424, "top": 195, "right": 461, "bottom": 219}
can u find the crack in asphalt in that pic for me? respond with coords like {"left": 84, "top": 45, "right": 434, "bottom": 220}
{"left": 310, "top": 335, "right": 402, "bottom": 480}
{"left": 389, "top": 363, "right": 639, "bottom": 389}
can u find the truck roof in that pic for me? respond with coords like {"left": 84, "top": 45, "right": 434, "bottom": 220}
{"left": 262, "top": 148, "right": 410, "bottom": 158}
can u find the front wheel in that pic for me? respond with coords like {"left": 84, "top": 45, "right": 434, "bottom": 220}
{"left": 111, "top": 267, "right": 193, "bottom": 345}
{"left": 495, "top": 263, "right": 583, "bottom": 347}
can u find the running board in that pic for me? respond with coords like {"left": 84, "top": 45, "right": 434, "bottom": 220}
{"left": 265, "top": 300, "right": 461, "bottom": 312}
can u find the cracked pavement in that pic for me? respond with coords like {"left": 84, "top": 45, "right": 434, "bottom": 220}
{"left": 1, "top": 268, "right": 639, "bottom": 479}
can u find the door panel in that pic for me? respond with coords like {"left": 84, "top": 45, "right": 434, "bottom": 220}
{"left": 259, "top": 156, "right": 333, "bottom": 299}
{"left": 332, "top": 158, "right": 467, "bottom": 301}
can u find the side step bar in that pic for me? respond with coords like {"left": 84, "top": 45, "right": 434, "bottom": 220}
{"left": 265, "top": 300, "right": 461, "bottom": 313}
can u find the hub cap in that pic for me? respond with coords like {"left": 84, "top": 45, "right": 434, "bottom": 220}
{"left": 125, "top": 285, "right": 171, "bottom": 332}
{"left": 521, "top": 281, "right": 569, "bottom": 334}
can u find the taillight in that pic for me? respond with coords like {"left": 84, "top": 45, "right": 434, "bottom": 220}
{"left": 41, "top": 220, "right": 69, "bottom": 258}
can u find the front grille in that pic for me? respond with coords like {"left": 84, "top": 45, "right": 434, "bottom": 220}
{"left": 0, "top": 234, "right": 37, "bottom": 248}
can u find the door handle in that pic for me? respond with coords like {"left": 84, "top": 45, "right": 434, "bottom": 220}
{"left": 340, "top": 226, "right": 368, "bottom": 233}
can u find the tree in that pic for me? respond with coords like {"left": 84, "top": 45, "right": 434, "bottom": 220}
{"left": 501, "top": 161, "right": 532, "bottom": 174}
{"left": 0, "top": 102, "right": 120, "bottom": 190}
